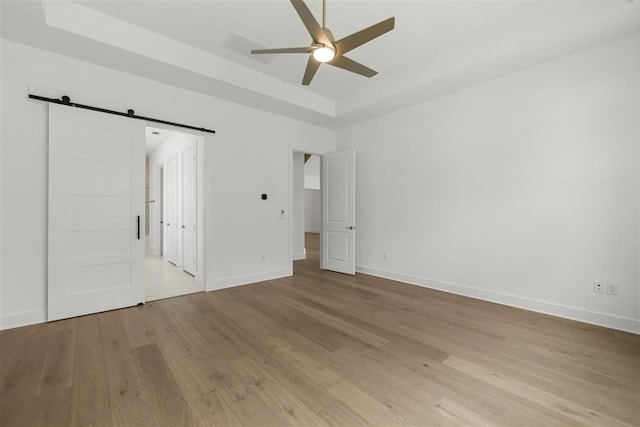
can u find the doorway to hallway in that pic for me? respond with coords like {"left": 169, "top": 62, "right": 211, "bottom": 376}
{"left": 144, "top": 126, "right": 205, "bottom": 301}
{"left": 144, "top": 254, "right": 202, "bottom": 301}
{"left": 293, "top": 232, "right": 320, "bottom": 275}
{"left": 292, "top": 152, "right": 322, "bottom": 269}
{"left": 291, "top": 149, "right": 356, "bottom": 276}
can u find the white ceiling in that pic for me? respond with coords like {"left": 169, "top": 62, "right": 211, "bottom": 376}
{"left": 145, "top": 126, "right": 174, "bottom": 154}
{"left": 1, "top": 0, "right": 638, "bottom": 128}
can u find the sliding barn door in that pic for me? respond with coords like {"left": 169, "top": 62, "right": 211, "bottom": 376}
{"left": 321, "top": 150, "right": 356, "bottom": 275}
{"left": 48, "top": 104, "right": 145, "bottom": 321}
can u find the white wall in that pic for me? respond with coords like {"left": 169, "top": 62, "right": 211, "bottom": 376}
{"left": 0, "top": 19, "right": 4, "bottom": 325}
{"left": 0, "top": 39, "right": 335, "bottom": 329}
{"left": 304, "top": 155, "right": 321, "bottom": 233}
{"left": 337, "top": 35, "right": 640, "bottom": 333}
{"left": 304, "top": 189, "right": 321, "bottom": 233}
{"left": 304, "top": 154, "right": 320, "bottom": 189}
{"left": 292, "top": 152, "right": 305, "bottom": 260}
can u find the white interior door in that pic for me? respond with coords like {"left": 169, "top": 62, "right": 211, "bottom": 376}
{"left": 166, "top": 155, "right": 179, "bottom": 265}
{"left": 159, "top": 167, "right": 164, "bottom": 256}
{"left": 182, "top": 145, "right": 197, "bottom": 275}
{"left": 48, "top": 104, "right": 145, "bottom": 321}
{"left": 321, "top": 150, "right": 356, "bottom": 275}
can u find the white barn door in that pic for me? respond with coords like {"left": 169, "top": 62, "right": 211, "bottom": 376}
{"left": 182, "top": 145, "right": 197, "bottom": 275}
{"left": 48, "top": 104, "right": 145, "bottom": 321}
{"left": 321, "top": 150, "right": 356, "bottom": 275}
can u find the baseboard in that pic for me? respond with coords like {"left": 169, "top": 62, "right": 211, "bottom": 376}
{"left": 5, "top": 269, "right": 635, "bottom": 334}
{"left": 0, "top": 309, "right": 46, "bottom": 330}
{"left": 293, "top": 252, "right": 306, "bottom": 261}
{"left": 206, "top": 268, "right": 291, "bottom": 292}
{"left": 357, "top": 265, "right": 640, "bottom": 334}
{"left": 1, "top": 269, "right": 292, "bottom": 329}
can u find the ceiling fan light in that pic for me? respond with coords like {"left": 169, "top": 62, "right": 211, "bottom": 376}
{"left": 312, "top": 46, "right": 335, "bottom": 63}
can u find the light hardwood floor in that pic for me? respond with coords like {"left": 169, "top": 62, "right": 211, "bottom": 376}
{"left": 145, "top": 254, "right": 204, "bottom": 302}
{"left": 1, "top": 233, "right": 638, "bottom": 426}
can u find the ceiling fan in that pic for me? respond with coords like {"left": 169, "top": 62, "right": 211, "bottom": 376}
{"left": 251, "top": 0, "right": 395, "bottom": 86}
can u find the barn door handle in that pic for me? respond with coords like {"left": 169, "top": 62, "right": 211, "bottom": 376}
{"left": 137, "top": 216, "right": 140, "bottom": 240}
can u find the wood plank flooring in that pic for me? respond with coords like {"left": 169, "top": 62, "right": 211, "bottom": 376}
{"left": 1, "top": 233, "right": 638, "bottom": 426}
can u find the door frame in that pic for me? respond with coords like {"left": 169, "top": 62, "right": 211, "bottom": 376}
{"left": 147, "top": 125, "right": 207, "bottom": 285}
{"left": 288, "top": 146, "right": 325, "bottom": 274}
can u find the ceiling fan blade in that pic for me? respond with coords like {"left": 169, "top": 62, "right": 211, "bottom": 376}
{"left": 335, "top": 17, "right": 395, "bottom": 55}
{"left": 302, "top": 56, "right": 321, "bottom": 85}
{"left": 251, "top": 47, "right": 312, "bottom": 54}
{"left": 290, "top": 0, "right": 331, "bottom": 45}
{"left": 329, "top": 55, "right": 377, "bottom": 78}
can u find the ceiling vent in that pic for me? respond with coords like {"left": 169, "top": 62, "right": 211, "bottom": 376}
{"left": 222, "top": 31, "right": 276, "bottom": 65}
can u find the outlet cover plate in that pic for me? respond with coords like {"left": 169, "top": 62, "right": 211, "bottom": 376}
{"left": 593, "top": 281, "right": 605, "bottom": 294}
{"left": 606, "top": 282, "right": 618, "bottom": 296}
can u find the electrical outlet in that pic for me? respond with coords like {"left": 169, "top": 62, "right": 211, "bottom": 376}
{"left": 606, "top": 282, "right": 618, "bottom": 296}
{"left": 593, "top": 281, "right": 605, "bottom": 294}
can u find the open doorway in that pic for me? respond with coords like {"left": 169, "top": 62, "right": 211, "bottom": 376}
{"left": 145, "top": 126, "right": 205, "bottom": 301}
{"left": 291, "top": 149, "right": 356, "bottom": 275}
{"left": 292, "top": 151, "right": 322, "bottom": 273}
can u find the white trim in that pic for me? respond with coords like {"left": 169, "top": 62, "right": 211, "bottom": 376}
{"left": 357, "top": 265, "right": 640, "bottom": 335}
{"left": 288, "top": 145, "right": 294, "bottom": 275}
{"left": 197, "top": 136, "right": 206, "bottom": 288}
{"left": 293, "top": 252, "right": 306, "bottom": 261}
{"left": 206, "top": 268, "right": 290, "bottom": 292}
{"left": 1, "top": 309, "right": 46, "bottom": 330}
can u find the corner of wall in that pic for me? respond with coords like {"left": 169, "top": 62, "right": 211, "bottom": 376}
{"left": 206, "top": 269, "right": 291, "bottom": 292}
